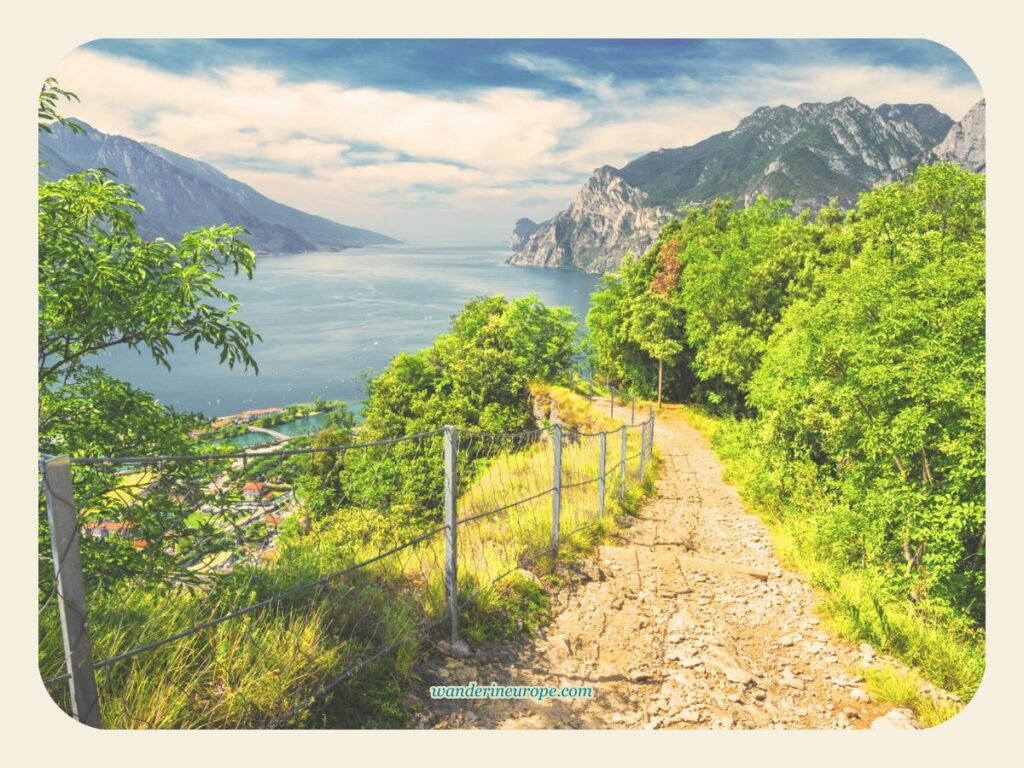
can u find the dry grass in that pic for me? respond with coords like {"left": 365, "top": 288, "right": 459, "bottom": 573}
{"left": 41, "top": 384, "right": 657, "bottom": 728}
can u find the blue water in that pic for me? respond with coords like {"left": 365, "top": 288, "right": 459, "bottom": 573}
{"left": 209, "top": 412, "right": 341, "bottom": 448}
{"left": 273, "top": 413, "right": 335, "bottom": 437}
{"left": 99, "top": 243, "right": 600, "bottom": 417}
{"left": 209, "top": 431, "right": 277, "bottom": 448}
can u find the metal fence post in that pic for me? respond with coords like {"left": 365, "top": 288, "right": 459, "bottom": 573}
{"left": 631, "top": 396, "right": 636, "bottom": 425}
{"left": 619, "top": 426, "right": 627, "bottom": 501}
{"left": 42, "top": 456, "right": 101, "bottom": 728}
{"left": 597, "top": 431, "right": 607, "bottom": 517}
{"left": 649, "top": 406, "right": 656, "bottom": 461}
{"left": 443, "top": 426, "right": 459, "bottom": 644}
{"left": 639, "top": 420, "right": 647, "bottom": 481}
{"left": 552, "top": 424, "right": 562, "bottom": 554}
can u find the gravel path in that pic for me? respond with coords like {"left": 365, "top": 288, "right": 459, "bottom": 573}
{"left": 414, "top": 404, "right": 917, "bottom": 730}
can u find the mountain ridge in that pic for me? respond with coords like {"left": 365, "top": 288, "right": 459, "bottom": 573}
{"left": 39, "top": 120, "right": 398, "bottom": 254}
{"left": 509, "top": 97, "right": 983, "bottom": 274}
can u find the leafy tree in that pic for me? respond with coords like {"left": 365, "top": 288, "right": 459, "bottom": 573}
{"left": 586, "top": 263, "right": 652, "bottom": 391}
{"left": 38, "top": 77, "right": 81, "bottom": 137}
{"left": 629, "top": 291, "right": 684, "bottom": 408}
{"left": 588, "top": 198, "right": 843, "bottom": 410}
{"left": 750, "top": 164, "right": 985, "bottom": 619}
{"left": 363, "top": 294, "right": 578, "bottom": 438}
{"left": 38, "top": 170, "right": 259, "bottom": 405}
{"left": 586, "top": 231, "right": 692, "bottom": 400}
{"left": 586, "top": 163, "right": 985, "bottom": 629}
{"left": 296, "top": 420, "right": 356, "bottom": 526}
{"left": 343, "top": 295, "right": 579, "bottom": 524}
{"left": 675, "top": 198, "right": 821, "bottom": 401}
{"left": 38, "top": 81, "right": 263, "bottom": 585}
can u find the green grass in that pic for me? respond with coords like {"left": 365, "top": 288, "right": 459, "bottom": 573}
{"left": 862, "top": 664, "right": 964, "bottom": 728}
{"left": 320, "top": 663, "right": 413, "bottom": 728}
{"left": 863, "top": 664, "right": 920, "bottom": 708}
{"left": 674, "top": 402, "right": 984, "bottom": 725}
{"left": 40, "top": 582, "right": 349, "bottom": 728}
{"left": 40, "top": 384, "right": 659, "bottom": 729}
{"left": 916, "top": 694, "right": 964, "bottom": 728}
{"left": 460, "top": 571, "right": 552, "bottom": 646}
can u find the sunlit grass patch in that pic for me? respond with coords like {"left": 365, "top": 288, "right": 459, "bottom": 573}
{"left": 42, "top": 386, "right": 658, "bottom": 728}
{"left": 863, "top": 663, "right": 965, "bottom": 728}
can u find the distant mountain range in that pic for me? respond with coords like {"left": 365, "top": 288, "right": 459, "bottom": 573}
{"left": 509, "top": 97, "right": 986, "bottom": 273}
{"left": 39, "top": 121, "right": 398, "bottom": 253}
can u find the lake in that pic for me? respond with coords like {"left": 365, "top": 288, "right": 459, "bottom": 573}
{"left": 210, "top": 412, "right": 337, "bottom": 448}
{"left": 99, "top": 243, "right": 601, "bottom": 417}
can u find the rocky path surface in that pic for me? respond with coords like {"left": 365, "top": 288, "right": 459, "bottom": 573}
{"left": 413, "top": 404, "right": 917, "bottom": 730}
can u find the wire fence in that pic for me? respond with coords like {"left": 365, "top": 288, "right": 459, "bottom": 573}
{"left": 38, "top": 389, "right": 655, "bottom": 729}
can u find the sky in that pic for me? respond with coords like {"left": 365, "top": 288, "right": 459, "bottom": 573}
{"left": 49, "top": 39, "right": 983, "bottom": 242}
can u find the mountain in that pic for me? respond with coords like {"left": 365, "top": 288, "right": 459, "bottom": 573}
{"left": 39, "top": 121, "right": 398, "bottom": 253}
{"left": 920, "top": 99, "right": 986, "bottom": 172}
{"left": 874, "top": 103, "right": 954, "bottom": 147}
{"left": 509, "top": 218, "right": 542, "bottom": 250}
{"left": 616, "top": 98, "right": 950, "bottom": 210}
{"left": 510, "top": 168, "right": 673, "bottom": 273}
{"left": 881, "top": 99, "right": 986, "bottom": 183}
{"left": 933, "top": 99, "right": 986, "bottom": 171}
{"left": 508, "top": 97, "right": 984, "bottom": 273}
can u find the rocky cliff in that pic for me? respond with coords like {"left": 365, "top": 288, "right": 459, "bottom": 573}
{"left": 882, "top": 99, "right": 986, "bottom": 182}
{"left": 509, "top": 218, "right": 542, "bottom": 250}
{"left": 931, "top": 99, "right": 986, "bottom": 172}
{"left": 508, "top": 168, "right": 673, "bottom": 273}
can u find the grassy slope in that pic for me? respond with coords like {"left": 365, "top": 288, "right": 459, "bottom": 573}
{"left": 40, "top": 384, "right": 658, "bottom": 728}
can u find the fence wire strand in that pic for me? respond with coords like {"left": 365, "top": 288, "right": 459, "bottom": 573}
{"left": 39, "top": 396, "right": 654, "bottom": 728}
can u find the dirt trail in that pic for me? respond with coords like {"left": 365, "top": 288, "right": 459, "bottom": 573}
{"left": 414, "top": 404, "right": 911, "bottom": 730}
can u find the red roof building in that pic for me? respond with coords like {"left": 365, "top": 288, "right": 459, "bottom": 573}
{"left": 242, "top": 481, "right": 267, "bottom": 502}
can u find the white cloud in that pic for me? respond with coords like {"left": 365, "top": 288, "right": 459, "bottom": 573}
{"left": 50, "top": 47, "right": 982, "bottom": 241}
{"left": 506, "top": 53, "right": 639, "bottom": 105}
{"left": 744, "top": 62, "right": 982, "bottom": 122}
{"left": 57, "top": 50, "right": 588, "bottom": 171}
{"left": 552, "top": 101, "right": 756, "bottom": 172}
